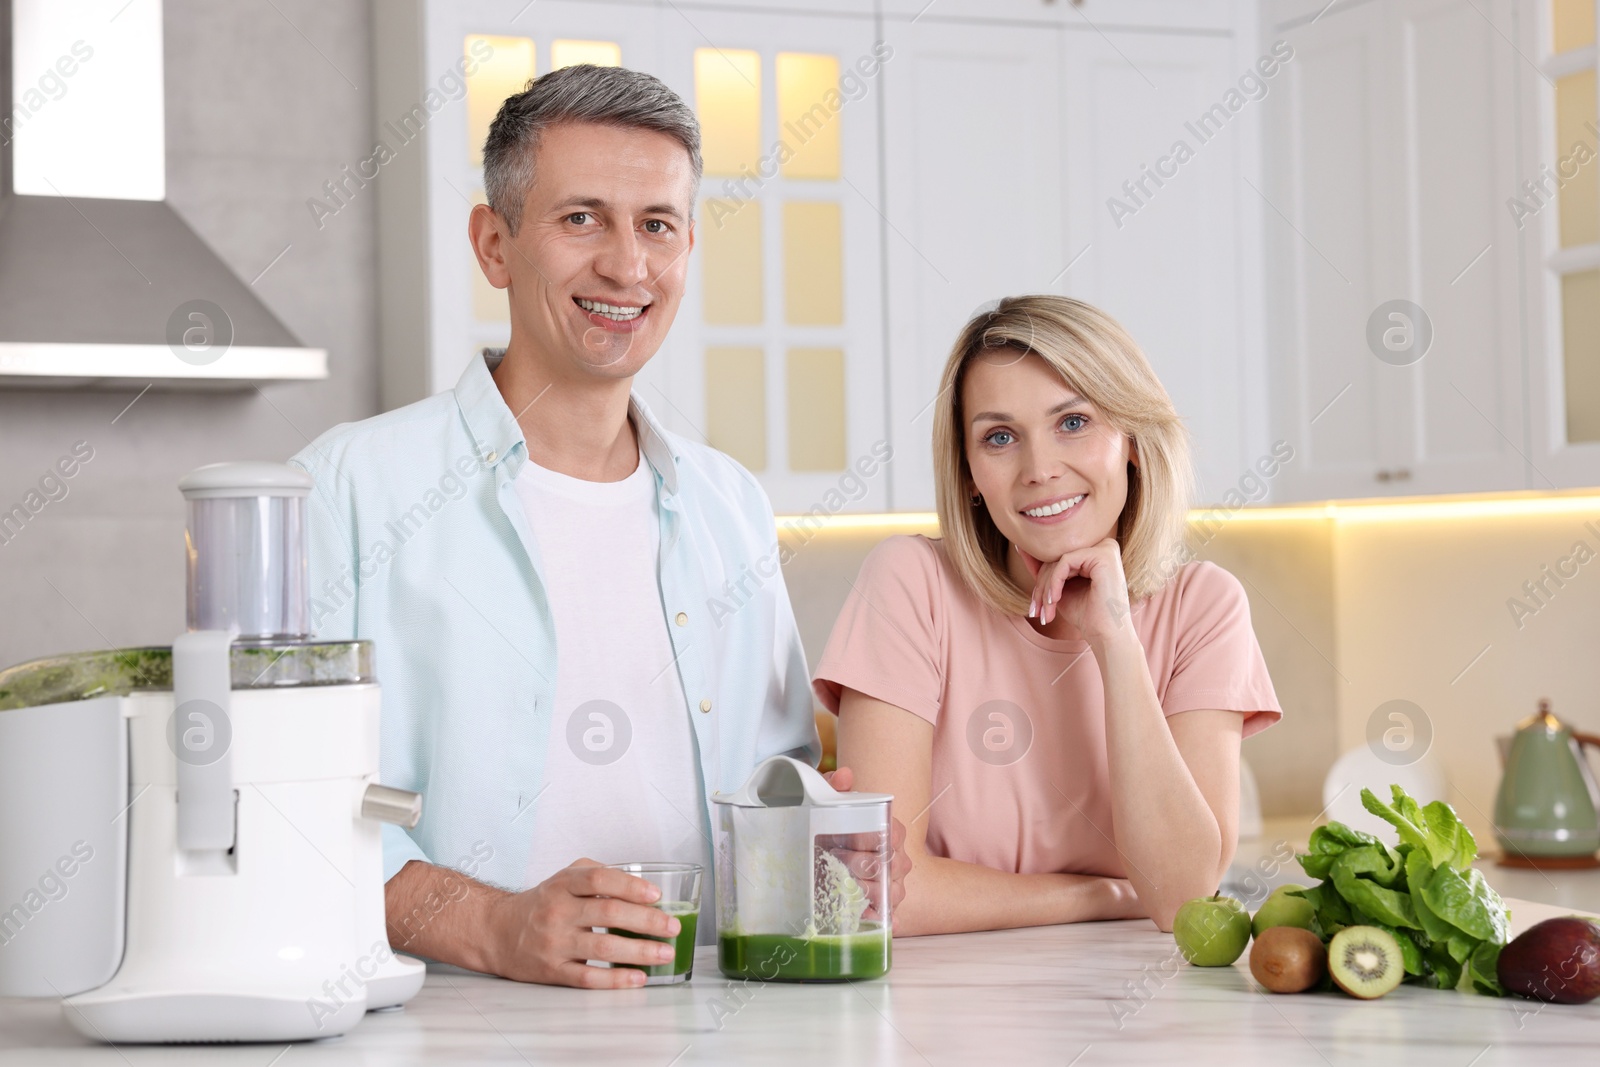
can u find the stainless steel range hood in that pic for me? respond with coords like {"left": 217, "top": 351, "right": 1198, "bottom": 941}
{"left": 0, "top": 0, "right": 325, "bottom": 388}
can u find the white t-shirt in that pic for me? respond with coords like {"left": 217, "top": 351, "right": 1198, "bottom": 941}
{"left": 515, "top": 445, "right": 709, "bottom": 899}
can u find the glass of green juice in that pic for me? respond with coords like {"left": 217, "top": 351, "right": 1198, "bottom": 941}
{"left": 604, "top": 862, "right": 703, "bottom": 985}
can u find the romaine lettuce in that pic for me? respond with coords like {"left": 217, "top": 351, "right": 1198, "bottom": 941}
{"left": 1293, "top": 785, "right": 1510, "bottom": 996}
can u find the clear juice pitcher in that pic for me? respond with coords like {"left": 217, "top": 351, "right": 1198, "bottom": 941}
{"left": 712, "top": 756, "right": 892, "bottom": 981}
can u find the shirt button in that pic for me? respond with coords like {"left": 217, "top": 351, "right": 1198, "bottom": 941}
{"left": 675, "top": 612, "right": 688, "bottom": 626}
{"left": 485, "top": 450, "right": 498, "bottom": 464}
{"left": 699, "top": 699, "right": 712, "bottom": 714}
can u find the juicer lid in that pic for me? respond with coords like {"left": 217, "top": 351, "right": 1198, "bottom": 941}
{"left": 178, "top": 462, "right": 313, "bottom": 499}
{"left": 712, "top": 755, "right": 892, "bottom": 808}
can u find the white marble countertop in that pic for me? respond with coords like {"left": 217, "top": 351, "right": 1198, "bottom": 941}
{"left": 3, "top": 893, "right": 1598, "bottom": 1067}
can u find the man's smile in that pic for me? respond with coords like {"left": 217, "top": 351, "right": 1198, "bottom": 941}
{"left": 573, "top": 296, "right": 652, "bottom": 333}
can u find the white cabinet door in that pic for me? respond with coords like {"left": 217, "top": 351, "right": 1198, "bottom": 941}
{"left": 882, "top": 15, "right": 1261, "bottom": 511}
{"left": 1264, "top": 0, "right": 1527, "bottom": 501}
{"left": 1262, "top": 0, "right": 1411, "bottom": 500}
{"left": 880, "top": 18, "right": 1069, "bottom": 511}
{"left": 1061, "top": 27, "right": 1261, "bottom": 505}
{"left": 1390, "top": 0, "right": 1526, "bottom": 496}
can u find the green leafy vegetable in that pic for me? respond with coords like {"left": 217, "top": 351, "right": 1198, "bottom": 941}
{"left": 1329, "top": 846, "right": 1419, "bottom": 930}
{"left": 1466, "top": 940, "right": 1504, "bottom": 996}
{"left": 1420, "top": 865, "right": 1506, "bottom": 944}
{"left": 1422, "top": 939, "right": 1463, "bottom": 991}
{"left": 1294, "top": 785, "right": 1511, "bottom": 996}
{"left": 1361, "top": 786, "right": 1477, "bottom": 869}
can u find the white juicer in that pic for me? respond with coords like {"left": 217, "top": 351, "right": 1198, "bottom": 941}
{"left": 0, "top": 462, "right": 424, "bottom": 1042}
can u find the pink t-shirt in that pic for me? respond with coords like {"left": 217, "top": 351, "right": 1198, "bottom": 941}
{"left": 812, "top": 535, "right": 1281, "bottom": 878}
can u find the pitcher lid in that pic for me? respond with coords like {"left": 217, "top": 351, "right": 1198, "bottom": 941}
{"left": 711, "top": 755, "right": 892, "bottom": 808}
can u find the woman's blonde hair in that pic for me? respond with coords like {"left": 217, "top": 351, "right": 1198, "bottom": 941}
{"left": 932, "top": 295, "right": 1193, "bottom": 614}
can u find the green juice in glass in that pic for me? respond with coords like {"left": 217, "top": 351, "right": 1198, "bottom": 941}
{"left": 609, "top": 901, "right": 699, "bottom": 981}
{"left": 717, "top": 922, "right": 890, "bottom": 982}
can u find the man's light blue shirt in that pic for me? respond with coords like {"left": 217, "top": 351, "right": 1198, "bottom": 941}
{"left": 290, "top": 351, "right": 820, "bottom": 886}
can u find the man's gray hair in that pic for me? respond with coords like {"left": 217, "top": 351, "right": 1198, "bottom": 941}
{"left": 483, "top": 64, "right": 703, "bottom": 235}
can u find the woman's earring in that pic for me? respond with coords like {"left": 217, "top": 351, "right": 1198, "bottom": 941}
{"left": 970, "top": 493, "right": 983, "bottom": 506}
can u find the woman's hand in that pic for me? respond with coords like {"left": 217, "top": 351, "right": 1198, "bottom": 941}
{"left": 1017, "top": 537, "right": 1133, "bottom": 644}
{"left": 824, "top": 765, "right": 912, "bottom": 925}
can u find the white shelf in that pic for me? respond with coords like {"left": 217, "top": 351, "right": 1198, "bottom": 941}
{"left": 0, "top": 342, "right": 328, "bottom": 388}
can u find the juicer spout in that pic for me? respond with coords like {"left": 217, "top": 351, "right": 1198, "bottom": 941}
{"left": 361, "top": 783, "right": 423, "bottom": 828}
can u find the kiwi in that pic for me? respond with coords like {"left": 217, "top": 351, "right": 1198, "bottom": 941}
{"left": 1249, "top": 926, "right": 1327, "bottom": 993}
{"left": 1327, "top": 926, "right": 1404, "bottom": 999}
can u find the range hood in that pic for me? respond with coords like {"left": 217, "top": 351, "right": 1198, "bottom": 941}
{"left": 0, "top": 0, "right": 325, "bottom": 387}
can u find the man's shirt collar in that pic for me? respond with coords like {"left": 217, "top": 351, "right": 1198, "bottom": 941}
{"left": 456, "top": 348, "right": 680, "bottom": 495}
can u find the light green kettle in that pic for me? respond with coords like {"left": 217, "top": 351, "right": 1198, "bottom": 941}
{"left": 1493, "top": 699, "right": 1600, "bottom": 861}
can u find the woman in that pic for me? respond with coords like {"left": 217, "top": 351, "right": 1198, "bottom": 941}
{"left": 813, "top": 296, "right": 1281, "bottom": 935}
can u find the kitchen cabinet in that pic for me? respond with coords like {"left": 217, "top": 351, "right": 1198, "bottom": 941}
{"left": 877, "top": 0, "right": 1238, "bottom": 32}
{"left": 377, "top": 0, "right": 889, "bottom": 514}
{"left": 882, "top": 7, "right": 1269, "bottom": 509}
{"left": 1261, "top": 0, "right": 1532, "bottom": 500}
{"left": 877, "top": 16, "right": 1071, "bottom": 512}
{"left": 1059, "top": 26, "right": 1269, "bottom": 508}
{"left": 380, "top": 0, "right": 1269, "bottom": 512}
{"left": 1517, "top": 0, "right": 1600, "bottom": 488}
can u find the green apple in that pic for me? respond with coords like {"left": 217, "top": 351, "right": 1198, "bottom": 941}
{"left": 1252, "top": 884, "right": 1316, "bottom": 938}
{"left": 1174, "top": 894, "right": 1251, "bottom": 966}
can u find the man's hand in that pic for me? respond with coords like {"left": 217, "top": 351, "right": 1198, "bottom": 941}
{"left": 822, "top": 766, "right": 912, "bottom": 930}
{"left": 485, "top": 859, "right": 684, "bottom": 988}
{"left": 385, "top": 857, "right": 684, "bottom": 989}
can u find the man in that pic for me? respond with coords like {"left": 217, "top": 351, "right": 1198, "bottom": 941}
{"left": 292, "top": 65, "right": 904, "bottom": 989}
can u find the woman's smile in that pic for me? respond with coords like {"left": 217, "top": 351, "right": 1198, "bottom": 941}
{"left": 1018, "top": 492, "right": 1087, "bottom": 522}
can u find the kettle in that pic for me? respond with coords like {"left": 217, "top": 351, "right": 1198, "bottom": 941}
{"left": 1493, "top": 699, "right": 1600, "bottom": 866}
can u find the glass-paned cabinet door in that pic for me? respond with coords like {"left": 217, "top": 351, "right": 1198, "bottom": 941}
{"left": 420, "top": 0, "right": 661, "bottom": 398}
{"left": 1527, "top": 0, "right": 1600, "bottom": 480}
{"left": 652, "top": 9, "right": 890, "bottom": 514}
{"left": 1550, "top": 2, "right": 1600, "bottom": 442}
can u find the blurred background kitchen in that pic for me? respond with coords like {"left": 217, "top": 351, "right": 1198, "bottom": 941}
{"left": 2, "top": 0, "right": 1599, "bottom": 853}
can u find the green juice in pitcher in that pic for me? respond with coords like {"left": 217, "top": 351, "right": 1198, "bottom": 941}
{"left": 718, "top": 922, "right": 890, "bottom": 982}
{"left": 609, "top": 901, "right": 699, "bottom": 980}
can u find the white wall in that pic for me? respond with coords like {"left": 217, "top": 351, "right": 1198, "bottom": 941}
{"left": 1333, "top": 511, "right": 1600, "bottom": 844}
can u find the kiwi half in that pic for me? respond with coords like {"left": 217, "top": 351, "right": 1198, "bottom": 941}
{"left": 1328, "top": 926, "right": 1403, "bottom": 999}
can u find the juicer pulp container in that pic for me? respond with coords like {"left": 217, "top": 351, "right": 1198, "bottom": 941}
{"left": 712, "top": 756, "right": 892, "bottom": 982}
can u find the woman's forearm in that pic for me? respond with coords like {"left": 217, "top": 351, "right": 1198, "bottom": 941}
{"left": 1094, "top": 633, "right": 1227, "bottom": 930}
{"left": 892, "top": 851, "right": 1145, "bottom": 937}
{"left": 838, "top": 688, "right": 1150, "bottom": 936}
